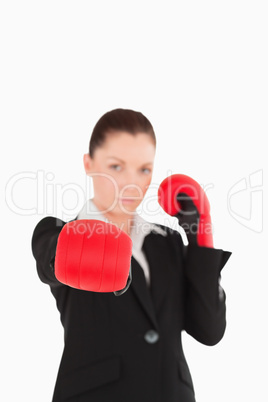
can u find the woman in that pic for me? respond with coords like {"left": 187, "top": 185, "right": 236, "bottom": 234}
{"left": 31, "top": 108, "right": 231, "bottom": 402}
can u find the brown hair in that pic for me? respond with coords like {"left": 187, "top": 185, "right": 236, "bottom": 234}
{"left": 89, "top": 108, "right": 156, "bottom": 158}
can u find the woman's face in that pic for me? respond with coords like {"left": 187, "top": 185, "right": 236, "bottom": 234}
{"left": 83, "top": 131, "right": 156, "bottom": 216}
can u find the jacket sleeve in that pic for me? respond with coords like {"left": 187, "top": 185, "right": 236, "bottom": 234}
{"left": 182, "top": 243, "right": 232, "bottom": 346}
{"left": 31, "top": 216, "right": 67, "bottom": 287}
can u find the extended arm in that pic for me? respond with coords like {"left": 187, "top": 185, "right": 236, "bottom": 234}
{"left": 31, "top": 216, "right": 66, "bottom": 287}
{"left": 31, "top": 217, "right": 133, "bottom": 294}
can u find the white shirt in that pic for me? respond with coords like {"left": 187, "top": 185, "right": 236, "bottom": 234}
{"left": 77, "top": 198, "right": 167, "bottom": 287}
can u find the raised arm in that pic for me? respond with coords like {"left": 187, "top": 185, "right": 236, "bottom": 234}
{"left": 158, "top": 173, "right": 232, "bottom": 345}
{"left": 182, "top": 243, "right": 231, "bottom": 345}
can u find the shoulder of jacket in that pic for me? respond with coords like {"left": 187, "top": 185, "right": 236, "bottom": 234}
{"left": 33, "top": 216, "right": 67, "bottom": 233}
{"left": 31, "top": 216, "right": 69, "bottom": 259}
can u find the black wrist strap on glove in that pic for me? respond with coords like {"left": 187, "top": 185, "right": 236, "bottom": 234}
{"left": 175, "top": 192, "right": 200, "bottom": 246}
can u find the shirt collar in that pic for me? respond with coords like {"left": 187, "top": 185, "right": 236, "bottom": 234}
{"left": 76, "top": 198, "right": 167, "bottom": 252}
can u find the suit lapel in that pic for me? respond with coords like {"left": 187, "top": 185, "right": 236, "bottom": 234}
{"left": 130, "top": 230, "right": 173, "bottom": 328}
{"left": 141, "top": 231, "right": 173, "bottom": 315}
{"left": 130, "top": 257, "right": 159, "bottom": 329}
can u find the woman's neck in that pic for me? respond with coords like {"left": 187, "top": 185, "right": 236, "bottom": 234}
{"left": 92, "top": 198, "right": 135, "bottom": 236}
{"left": 104, "top": 213, "right": 134, "bottom": 236}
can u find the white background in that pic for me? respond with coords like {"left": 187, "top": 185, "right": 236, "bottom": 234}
{"left": 1, "top": 1, "right": 267, "bottom": 401}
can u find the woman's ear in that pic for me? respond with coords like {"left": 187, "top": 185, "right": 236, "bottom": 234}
{"left": 83, "top": 153, "right": 92, "bottom": 175}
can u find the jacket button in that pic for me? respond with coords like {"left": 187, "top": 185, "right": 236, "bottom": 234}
{"left": 144, "top": 329, "right": 159, "bottom": 344}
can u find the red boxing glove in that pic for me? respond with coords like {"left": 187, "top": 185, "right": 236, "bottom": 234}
{"left": 158, "top": 174, "right": 213, "bottom": 248}
{"left": 54, "top": 219, "right": 133, "bottom": 295}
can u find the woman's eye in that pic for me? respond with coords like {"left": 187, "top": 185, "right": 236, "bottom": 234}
{"left": 142, "top": 168, "right": 151, "bottom": 174}
{"left": 110, "top": 164, "right": 121, "bottom": 171}
{"left": 109, "top": 165, "right": 151, "bottom": 174}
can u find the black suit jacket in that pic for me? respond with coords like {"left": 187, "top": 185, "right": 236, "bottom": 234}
{"left": 31, "top": 216, "right": 231, "bottom": 402}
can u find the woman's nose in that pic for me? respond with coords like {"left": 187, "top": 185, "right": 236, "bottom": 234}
{"left": 121, "top": 171, "right": 139, "bottom": 185}
{"left": 119, "top": 174, "right": 142, "bottom": 195}
{"left": 120, "top": 183, "right": 142, "bottom": 196}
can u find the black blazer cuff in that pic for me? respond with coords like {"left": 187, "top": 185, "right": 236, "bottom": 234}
{"left": 184, "top": 245, "right": 232, "bottom": 281}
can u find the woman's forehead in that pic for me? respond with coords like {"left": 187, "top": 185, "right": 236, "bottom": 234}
{"left": 95, "top": 132, "right": 156, "bottom": 160}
